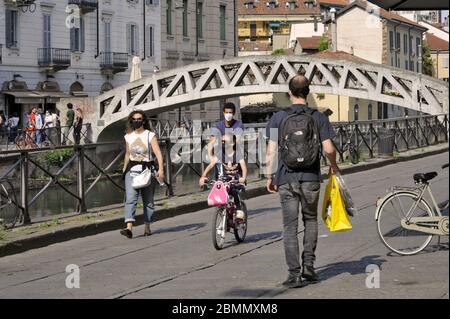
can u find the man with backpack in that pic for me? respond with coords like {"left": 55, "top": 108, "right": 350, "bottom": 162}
{"left": 265, "top": 75, "right": 340, "bottom": 288}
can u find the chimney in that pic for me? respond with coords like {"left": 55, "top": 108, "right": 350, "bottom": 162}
{"left": 330, "top": 8, "right": 337, "bottom": 52}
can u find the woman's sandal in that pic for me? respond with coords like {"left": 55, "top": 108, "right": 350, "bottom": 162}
{"left": 120, "top": 229, "right": 133, "bottom": 239}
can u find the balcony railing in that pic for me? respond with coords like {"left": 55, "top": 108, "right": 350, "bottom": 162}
{"left": 100, "top": 52, "right": 129, "bottom": 74}
{"left": 68, "top": 0, "right": 98, "bottom": 13}
{"left": 38, "top": 48, "right": 71, "bottom": 70}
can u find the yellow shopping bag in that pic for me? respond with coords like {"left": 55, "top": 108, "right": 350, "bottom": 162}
{"left": 322, "top": 175, "right": 352, "bottom": 232}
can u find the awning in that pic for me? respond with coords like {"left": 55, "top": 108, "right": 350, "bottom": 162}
{"left": 38, "top": 91, "right": 72, "bottom": 103}
{"left": 2, "top": 90, "right": 72, "bottom": 104}
{"left": 367, "top": 0, "right": 448, "bottom": 10}
{"left": 2, "top": 91, "right": 45, "bottom": 104}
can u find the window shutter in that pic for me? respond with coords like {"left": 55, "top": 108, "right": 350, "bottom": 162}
{"left": 5, "top": 10, "right": 11, "bottom": 47}
{"left": 146, "top": 25, "right": 150, "bottom": 57}
{"left": 70, "top": 27, "right": 75, "bottom": 51}
{"left": 135, "top": 25, "right": 139, "bottom": 56}
{"left": 126, "top": 23, "right": 131, "bottom": 54}
{"left": 80, "top": 18, "right": 85, "bottom": 52}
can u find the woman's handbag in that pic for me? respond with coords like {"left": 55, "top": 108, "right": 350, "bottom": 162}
{"left": 130, "top": 131, "right": 153, "bottom": 190}
{"left": 131, "top": 167, "right": 152, "bottom": 189}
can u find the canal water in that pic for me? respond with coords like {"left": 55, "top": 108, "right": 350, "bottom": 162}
{"left": 27, "top": 164, "right": 261, "bottom": 220}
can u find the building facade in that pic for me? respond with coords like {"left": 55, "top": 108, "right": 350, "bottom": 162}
{"left": 426, "top": 32, "right": 449, "bottom": 82}
{"left": 159, "top": 0, "right": 238, "bottom": 124}
{"left": 329, "top": 0, "right": 427, "bottom": 118}
{"left": 0, "top": 0, "right": 161, "bottom": 125}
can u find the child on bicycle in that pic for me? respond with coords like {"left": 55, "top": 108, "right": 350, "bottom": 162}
{"left": 199, "top": 133, "right": 247, "bottom": 219}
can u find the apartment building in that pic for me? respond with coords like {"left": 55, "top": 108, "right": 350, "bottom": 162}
{"left": 0, "top": 0, "right": 161, "bottom": 125}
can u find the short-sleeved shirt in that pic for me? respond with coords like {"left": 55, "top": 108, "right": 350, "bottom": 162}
{"left": 66, "top": 109, "right": 75, "bottom": 126}
{"left": 265, "top": 104, "right": 336, "bottom": 186}
{"left": 125, "top": 129, "right": 155, "bottom": 162}
{"left": 217, "top": 148, "right": 244, "bottom": 177}
{"left": 211, "top": 119, "right": 245, "bottom": 138}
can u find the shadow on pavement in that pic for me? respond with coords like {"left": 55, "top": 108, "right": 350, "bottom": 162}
{"left": 316, "top": 255, "right": 386, "bottom": 282}
{"left": 247, "top": 206, "right": 280, "bottom": 217}
{"left": 152, "top": 223, "right": 207, "bottom": 235}
{"left": 220, "top": 288, "right": 276, "bottom": 298}
{"left": 244, "top": 231, "right": 282, "bottom": 243}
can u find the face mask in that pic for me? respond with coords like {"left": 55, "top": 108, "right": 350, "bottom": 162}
{"left": 132, "top": 120, "right": 143, "bottom": 130}
{"left": 224, "top": 113, "right": 234, "bottom": 122}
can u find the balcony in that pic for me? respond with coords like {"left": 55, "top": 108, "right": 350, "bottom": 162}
{"left": 38, "top": 48, "right": 71, "bottom": 73}
{"left": 68, "top": 0, "right": 98, "bottom": 14}
{"left": 100, "top": 52, "right": 129, "bottom": 75}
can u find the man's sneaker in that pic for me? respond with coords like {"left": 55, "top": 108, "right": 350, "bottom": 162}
{"left": 302, "top": 265, "right": 318, "bottom": 283}
{"left": 282, "top": 274, "right": 306, "bottom": 288}
{"left": 235, "top": 210, "right": 245, "bottom": 219}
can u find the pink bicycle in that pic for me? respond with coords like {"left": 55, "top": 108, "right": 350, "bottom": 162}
{"left": 207, "top": 176, "right": 248, "bottom": 250}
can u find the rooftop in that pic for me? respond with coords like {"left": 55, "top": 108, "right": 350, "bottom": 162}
{"left": 425, "top": 32, "right": 449, "bottom": 51}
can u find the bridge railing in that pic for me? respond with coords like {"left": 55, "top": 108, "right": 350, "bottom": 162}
{"left": 0, "top": 114, "right": 447, "bottom": 226}
{"left": 0, "top": 123, "right": 92, "bottom": 151}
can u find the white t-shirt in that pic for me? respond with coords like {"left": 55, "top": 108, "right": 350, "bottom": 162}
{"left": 125, "top": 129, "right": 155, "bottom": 162}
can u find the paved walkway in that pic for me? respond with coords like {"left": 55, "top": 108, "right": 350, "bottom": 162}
{"left": 0, "top": 153, "right": 448, "bottom": 298}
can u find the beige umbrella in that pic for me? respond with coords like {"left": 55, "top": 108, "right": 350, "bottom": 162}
{"left": 129, "top": 56, "right": 142, "bottom": 82}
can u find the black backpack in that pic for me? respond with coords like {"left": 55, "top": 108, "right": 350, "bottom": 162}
{"left": 279, "top": 106, "right": 321, "bottom": 170}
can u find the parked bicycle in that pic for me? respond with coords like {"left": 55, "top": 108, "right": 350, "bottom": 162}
{"left": 15, "top": 128, "right": 38, "bottom": 149}
{"left": 375, "top": 163, "right": 449, "bottom": 255}
{"left": 205, "top": 175, "right": 248, "bottom": 250}
{"left": 342, "top": 140, "right": 359, "bottom": 165}
{"left": 0, "top": 179, "right": 22, "bottom": 229}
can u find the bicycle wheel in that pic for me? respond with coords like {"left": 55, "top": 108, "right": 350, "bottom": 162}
{"left": 212, "top": 206, "right": 227, "bottom": 250}
{"left": 0, "top": 180, "right": 21, "bottom": 229}
{"left": 234, "top": 201, "right": 247, "bottom": 243}
{"left": 377, "top": 191, "right": 433, "bottom": 255}
{"left": 15, "top": 135, "right": 25, "bottom": 149}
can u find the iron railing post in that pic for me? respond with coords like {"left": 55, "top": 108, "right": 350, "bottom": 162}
{"left": 20, "top": 152, "right": 31, "bottom": 224}
{"left": 164, "top": 138, "right": 174, "bottom": 197}
{"left": 77, "top": 146, "right": 87, "bottom": 213}
{"left": 369, "top": 123, "right": 374, "bottom": 158}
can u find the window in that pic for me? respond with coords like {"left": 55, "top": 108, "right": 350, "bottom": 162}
{"left": 410, "top": 60, "right": 414, "bottom": 72}
{"left": 167, "top": 0, "right": 172, "bottom": 35}
{"left": 443, "top": 58, "right": 449, "bottom": 69}
{"left": 389, "top": 31, "right": 394, "bottom": 51}
{"left": 183, "top": 0, "right": 188, "bottom": 37}
{"left": 403, "top": 34, "right": 408, "bottom": 54}
{"left": 409, "top": 35, "right": 413, "bottom": 55}
{"left": 43, "top": 14, "right": 51, "bottom": 49}
{"left": 5, "top": 10, "right": 19, "bottom": 48}
{"left": 70, "top": 17, "right": 85, "bottom": 52}
{"left": 354, "top": 104, "right": 359, "bottom": 121}
{"left": 104, "top": 21, "right": 111, "bottom": 52}
{"left": 147, "top": 25, "right": 154, "bottom": 57}
{"left": 127, "top": 24, "right": 139, "bottom": 55}
{"left": 197, "top": 2, "right": 203, "bottom": 39}
{"left": 405, "top": 60, "right": 408, "bottom": 70}
{"left": 416, "top": 37, "right": 421, "bottom": 57}
{"left": 220, "top": 5, "right": 226, "bottom": 41}
{"left": 396, "top": 32, "right": 401, "bottom": 52}
{"left": 368, "top": 104, "right": 373, "bottom": 120}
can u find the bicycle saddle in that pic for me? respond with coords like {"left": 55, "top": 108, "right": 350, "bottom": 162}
{"left": 413, "top": 172, "right": 437, "bottom": 183}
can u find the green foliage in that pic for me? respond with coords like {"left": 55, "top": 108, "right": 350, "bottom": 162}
{"left": 271, "top": 48, "right": 285, "bottom": 55}
{"left": 318, "top": 35, "right": 329, "bottom": 52}
{"left": 36, "top": 149, "right": 74, "bottom": 168}
{"left": 422, "top": 42, "right": 434, "bottom": 76}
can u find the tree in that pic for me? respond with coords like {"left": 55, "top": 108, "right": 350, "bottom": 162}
{"left": 422, "top": 42, "right": 434, "bottom": 76}
{"left": 271, "top": 48, "right": 285, "bottom": 55}
{"left": 318, "top": 35, "right": 329, "bottom": 52}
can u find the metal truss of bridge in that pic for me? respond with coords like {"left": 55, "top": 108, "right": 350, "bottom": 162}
{"left": 94, "top": 55, "right": 449, "bottom": 141}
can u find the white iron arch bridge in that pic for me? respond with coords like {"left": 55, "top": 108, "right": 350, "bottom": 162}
{"left": 93, "top": 55, "right": 449, "bottom": 142}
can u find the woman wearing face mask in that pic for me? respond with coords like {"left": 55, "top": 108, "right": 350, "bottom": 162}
{"left": 121, "top": 110, "right": 165, "bottom": 238}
